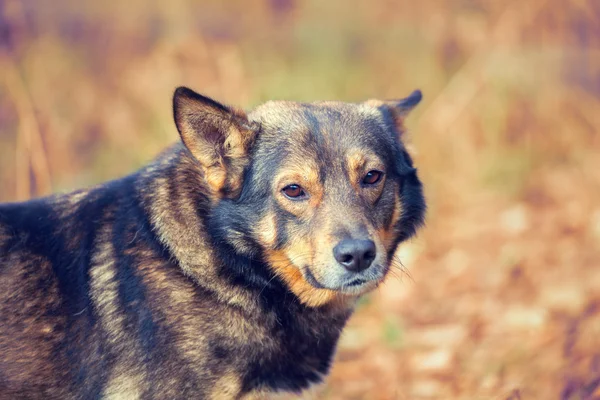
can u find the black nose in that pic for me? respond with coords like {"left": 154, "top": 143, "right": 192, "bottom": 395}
{"left": 333, "top": 239, "right": 376, "bottom": 272}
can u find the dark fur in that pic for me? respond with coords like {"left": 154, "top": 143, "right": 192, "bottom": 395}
{"left": 0, "top": 87, "right": 425, "bottom": 399}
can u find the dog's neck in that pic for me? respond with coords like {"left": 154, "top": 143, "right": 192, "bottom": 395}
{"left": 134, "top": 145, "right": 249, "bottom": 306}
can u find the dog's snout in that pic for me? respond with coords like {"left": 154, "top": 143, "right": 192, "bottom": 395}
{"left": 333, "top": 239, "right": 376, "bottom": 272}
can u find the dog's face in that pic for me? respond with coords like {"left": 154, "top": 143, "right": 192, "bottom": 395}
{"left": 173, "top": 88, "right": 425, "bottom": 307}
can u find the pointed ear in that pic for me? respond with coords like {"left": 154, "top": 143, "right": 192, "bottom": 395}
{"left": 386, "top": 89, "right": 422, "bottom": 119}
{"left": 173, "top": 87, "right": 259, "bottom": 196}
{"left": 367, "top": 89, "right": 422, "bottom": 135}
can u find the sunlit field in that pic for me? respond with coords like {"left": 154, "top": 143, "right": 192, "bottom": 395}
{"left": 1, "top": 0, "right": 599, "bottom": 398}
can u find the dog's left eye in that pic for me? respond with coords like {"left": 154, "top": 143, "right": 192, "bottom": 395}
{"left": 362, "top": 170, "right": 383, "bottom": 185}
{"left": 282, "top": 184, "right": 306, "bottom": 199}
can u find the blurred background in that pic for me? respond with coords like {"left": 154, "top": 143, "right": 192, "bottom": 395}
{"left": 1, "top": 0, "right": 599, "bottom": 398}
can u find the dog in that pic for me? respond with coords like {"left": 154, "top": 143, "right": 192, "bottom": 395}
{"left": 0, "top": 86, "right": 425, "bottom": 399}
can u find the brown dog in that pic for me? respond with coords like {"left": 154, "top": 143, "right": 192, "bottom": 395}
{"left": 0, "top": 87, "right": 425, "bottom": 399}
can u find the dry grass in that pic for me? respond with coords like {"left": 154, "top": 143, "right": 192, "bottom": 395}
{"left": 1, "top": 0, "right": 599, "bottom": 398}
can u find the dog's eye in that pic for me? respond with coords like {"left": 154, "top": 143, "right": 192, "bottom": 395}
{"left": 362, "top": 170, "right": 383, "bottom": 185}
{"left": 282, "top": 184, "right": 306, "bottom": 199}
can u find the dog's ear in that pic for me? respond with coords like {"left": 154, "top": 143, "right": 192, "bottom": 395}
{"left": 173, "top": 87, "right": 259, "bottom": 196}
{"left": 368, "top": 89, "right": 422, "bottom": 135}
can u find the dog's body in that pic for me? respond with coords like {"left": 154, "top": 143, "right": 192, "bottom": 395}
{"left": 0, "top": 88, "right": 425, "bottom": 399}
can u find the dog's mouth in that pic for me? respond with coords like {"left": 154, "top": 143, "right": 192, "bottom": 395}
{"left": 303, "top": 267, "right": 325, "bottom": 289}
{"left": 301, "top": 265, "right": 386, "bottom": 295}
{"left": 345, "top": 277, "right": 368, "bottom": 287}
{"left": 340, "top": 271, "right": 384, "bottom": 294}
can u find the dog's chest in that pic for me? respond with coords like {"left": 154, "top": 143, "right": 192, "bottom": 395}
{"left": 235, "top": 300, "right": 353, "bottom": 395}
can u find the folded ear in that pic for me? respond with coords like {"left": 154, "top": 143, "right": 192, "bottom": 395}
{"left": 173, "top": 87, "right": 259, "bottom": 196}
{"left": 367, "top": 89, "right": 422, "bottom": 135}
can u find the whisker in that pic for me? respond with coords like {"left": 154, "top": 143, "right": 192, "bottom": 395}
{"left": 386, "top": 268, "right": 403, "bottom": 282}
{"left": 391, "top": 257, "right": 414, "bottom": 283}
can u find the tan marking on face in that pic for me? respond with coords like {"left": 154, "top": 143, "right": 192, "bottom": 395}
{"left": 275, "top": 164, "right": 320, "bottom": 188}
{"left": 380, "top": 193, "right": 404, "bottom": 249}
{"left": 346, "top": 150, "right": 385, "bottom": 183}
{"left": 345, "top": 149, "right": 386, "bottom": 204}
{"left": 265, "top": 249, "right": 339, "bottom": 307}
{"left": 275, "top": 160, "right": 323, "bottom": 211}
{"left": 256, "top": 213, "right": 278, "bottom": 248}
{"left": 346, "top": 150, "right": 367, "bottom": 190}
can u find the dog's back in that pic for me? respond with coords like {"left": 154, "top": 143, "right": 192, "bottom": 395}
{"left": 0, "top": 170, "right": 233, "bottom": 398}
{"left": 0, "top": 178, "right": 136, "bottom": 398}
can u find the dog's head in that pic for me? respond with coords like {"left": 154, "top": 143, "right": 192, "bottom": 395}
{"left": 173, "top": 87, "right": 425, "bottom": 307}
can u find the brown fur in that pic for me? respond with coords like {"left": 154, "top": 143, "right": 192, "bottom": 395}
{"left": 0, "top": 86, "right": 425, "bottom": 398}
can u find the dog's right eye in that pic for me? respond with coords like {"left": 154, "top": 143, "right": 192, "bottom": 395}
{"left": 282, "top": 184, "right": 306, "bottom": 200}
